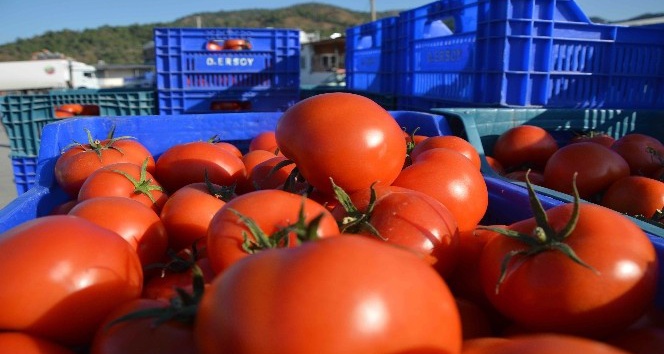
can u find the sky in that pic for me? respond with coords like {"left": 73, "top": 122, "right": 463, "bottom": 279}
{"left": 1, "top": 0, "right": 663, "bottom": 45}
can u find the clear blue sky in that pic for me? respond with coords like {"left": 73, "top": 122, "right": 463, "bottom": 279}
{"left": 1, "top": 0, "right": 663, "bottom": 45}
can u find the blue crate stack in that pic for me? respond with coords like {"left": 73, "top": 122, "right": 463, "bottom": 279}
{"left": 154, "top": 27, "right": 301, "bottom": 114}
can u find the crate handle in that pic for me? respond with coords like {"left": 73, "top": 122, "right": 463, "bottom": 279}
{"left": 223, "top": 39, "right": 252, "bottom": 50}
{"left": 210, "top": 101, "right": 252, "bottom": 111}
{"left": 423, "top": 18, "right": 455, "bottom": 38}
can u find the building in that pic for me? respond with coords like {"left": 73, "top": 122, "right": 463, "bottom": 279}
{"left": 93, "top": 62, "right": 155, "bottom": 88}
{"left": 299, "top": 32, "right": 346, "bottom": 87}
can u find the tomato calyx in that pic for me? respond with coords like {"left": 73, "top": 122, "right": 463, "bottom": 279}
{"left": 234, "top": 199, "right": 326, "bottom": 254}
{"left": 278, "top": 161, "right": 312, "bottom": 194}
{"left": 110, "top": 158, "right": 164, "bottom": 204}
{"left": 478, "top": 171, "right": 598, "bottom": 294}
{"left": 330, "top": 178, "right": 385, "bottom": 240}
{"left": 204, "top": 169, "right": 235, "bottom": 201}
{"left": 66, "top": 127, "right": 135, "bottom": 161}
{"left": 145, "top": 243, "right": 204, "bottom": 276}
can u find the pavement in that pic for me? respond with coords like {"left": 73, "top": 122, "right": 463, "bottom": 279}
{"left": 0, "top": 126, "right": 18, "bottom": 210}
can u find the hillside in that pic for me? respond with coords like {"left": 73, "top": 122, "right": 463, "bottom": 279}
{"left": 0, "top": 3, "right": 661, "bottom": 65}
{"left": 0, "top": 3, "right": 398, "bottom": 65}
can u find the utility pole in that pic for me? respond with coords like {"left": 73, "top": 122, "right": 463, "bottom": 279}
{"left": 370, "top": 0, "right": 376, "bottom": 21}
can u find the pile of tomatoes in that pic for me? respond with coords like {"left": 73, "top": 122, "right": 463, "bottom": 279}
{"left": 54, "top": 103, "right": 101, "bottom": 118}
{"left": 488, "top": 125, "right": 664, "bottom": 227}
{"left": 0, "top": 92, "right": 662, "bottom": 354}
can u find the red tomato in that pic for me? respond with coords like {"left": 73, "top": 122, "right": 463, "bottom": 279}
{"left": 54, "top": 133, "right": 155, "bottom": 198}
{"left": 237, "top": 149, "right": 280, "bottom": 194}
{"left": 601, "top": 175, "right": 664, "bottom": 218}
{"left": 611, "top": 133, "right": 664, "bottom": 177}
{"left": 214, "top": 141, "right": 243, "bottom": 158}
{"left": 160, "top": 182, "right": 231, "bottom": 252}
{"left": 78, "top": 162, "right": 168, "bottom": 213}
{"left": 469, "top": 333, "right": 630, "bottom": 354}
{"left": 543, "top": 142, "right": 630, "bottom": 199}
{"left": 455, "top": 297, "right": 494, "bottom": 340}
{"left": 485, "top": 155, "right": 505, "bottom": 175}
{"left": 0, "top": 216, "right": 143, "bottom": 346}
{"left": 462, "top": 337, "right": 512, "bottom": 354}
{"left": 492, "top": 125, "right": 558, "bottom": 171}
{"left": 248, "top": 131, "right": 279, "bottom": 154}
{"left": 0, "top": 332, "right": 75, "bottom": 354}
{"left": 410, "top": 135, "right": 481, "bottom": 170}
{"left": 69, "top": 196, "right": 169, "bottom": 268}
{"left": 249, "top": 155, "right": 297, "bottom": 191}
{"left": 206, "top": 189, "right": 340, "bottom": 274}
{"left": 143, "top": 256, "right": 215, "bottom": 301}
{"left": 90, "top": 298, "right": 197, "bottom": 354}
{"left": 332, "top": 185, "right": 460, "bottom": 278}
{"left": 54, "top": 109, "right": 75, "bottom": 119}
{"left": 80, "top": 104, "right": 101, "bottom": 116}
{"left": 56, "top": 103, "right": 84, "bottom": 115}
{"left": 570, "top": 131, "right": 615, "bottom": 148}
{"left": 205, "top": 40, "right": 223, "bottom": 51}
{"left": 275, "top": 92, "right": 407, "bottom": 196}
{"left": 195, "top": 235, "right": 462, "bottom": 354}
{"left": 392, "top": 147, "right": 488, "bottom": 233}
{"left": 504, "top": 170, "right": 545, "bottom": 186}
{"left": 479, "top": 202, "right": 658, "bottom": 338}
{"left": 223, "top": 39, "right": 251, "bottom": 50}
{"left": 154, "top": 141, "right": 246, "bottom": 194}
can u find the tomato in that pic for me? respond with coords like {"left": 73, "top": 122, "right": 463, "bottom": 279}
{"left": 467, "top": 333, "right": 630, "bottom": 354}
{"left": 160, "top": 182, "right": 231, "bottom": 253}
{"left": 455, "top": 297, "right": 494, "bottom": 340}
{"left": 504, "top": 170, "right": 545, "bottom": 186}
{"left": 0, "top": 332, "right": 75, "bottom": 354}
{"left": 206, "top": 189, "right": 340, "bottom": 274}
{"left": 143, "top": 256, "right": 215, "bottom": 301}
{"left": 194, "top": 235, "right": 462, "bottom": 354}
{"left": 205, "top": 40, "right": 223, "bottom": 51}
{"left": 611, "top": 133, "right": 664, "bottom": 177}
{"left": 248, "top": 131, "right": 279, "bottom": 154}
{"left": 249, "top": 155, "right": 297, "bottom": 191}
{"left": 223, "top": 39, "right": 251, "bottom": 50}
{"left": 485, "top": 155, "right": 505, "bottom": 175}
{"left": 570, "top": 131, "right": 615, "bottom": 148}
{"left": 78, "top": 161, "right": 168, "bottom": 213}
{"left": 492, "top": 125, "right": 558, "bottom": 171}
{"left": 0, "top": 215, "right": 143, "bottom": 346}
{"left": 479, "top": 201, "right": 658, "bottom": 338}
{"left": 275, "top": 92, "right": 407, "bottom": 196}
{"left": 55, "top": 109, "right": 75, "bottom": 118}
{"left": 214, "top": 141, "right": 243, "bottom": 158}
{"left": 410, "top": 135, "right": 481, "bottom": 170}
{"left": 462, "top": 337, "right": 512, "bottom": 354}
{"left": 69, "top": 196, "right": 169, "bottom": 268}
{"left": 543, "top": 142, "right": 630, "bottom": 199}
{"left": 80, "top": 104, "right": 101, "bottom": 116}
{"left": 90, "top": 298, "right": 197, "bottom": 354}
{"left": 56, "top": 103, "right": 84, "bottom": 115}
{"left": 392, "top": 147, "right": 488, "bottom": 233}
{"left": 601, "top": 175, "right": 664, "bottom": 219}
{"left": 54, "top": 132, "right": 155, "bottom": 198}
{"left": 154, "top": 141, "right": 246, "bottom": 194}
{"left": 332, "top": 184, "right": 460, "bottom": 278}
{"left": 237, "top": 149, "right": 280, "bottom": 194}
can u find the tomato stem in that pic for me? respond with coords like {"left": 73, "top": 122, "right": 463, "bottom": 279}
{"left": 110, "top": 157, "right": 163, "bottom": 204}
{"left": 330, "top": 178, "right": 384, "bottom": 240}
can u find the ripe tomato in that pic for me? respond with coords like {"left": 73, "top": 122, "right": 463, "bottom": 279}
{"left": 611, "top": 133, "right": 664, "bottom": 177}
{"left": 54, "top": 133, "right": 155, "bottom": 198}
{"left": 332, "top": 185, "right": 460, "bottom": 278}
{"left": 455, "top": 297, "right": 494, "bottom": 340}
{"left": 570, "top": 131, "right": 615, "bottom": 148}
{"left": 275, "top": 92, "right": 406, "bottom": 196}
{"left": 223, "top": 39, "right": 251, "bottom": 50}
{"left": 492, "top": 125, "right": 558, "bottom": 171}
{"left": 78, "top": 161, "right": 168, "bottom": 213}
{"left": 194, "top": 235, "right": 462, "bottom": 354}
{"left": 601, "top": 175, "right": 664, "bottom": 218}
{"left": 0, "top": 215, "right": 143, "bottom": 346}
{"left": 410, "top": 135, "right": 481, "bottom": 170}
{"left": 206, "top": 189, "right": 340, "bottom": 274}
{"left": 543, "top": 142, "right": 630, "bottom": 199}
{"left": 214, "top": 141, "right": 243, "bottom": 158}
{"left": 56, "top": 103, "right": 84, "bottom": 115}
{"left": 69, "top": 196, "right": 169, "bottom": 268}
{"left": 249, "top": 155, "right": 297, "bottom": 191}
{"left": 479, "top": 202, "right": 658, "bottom": 338}
{"left": 504, "top": 169, "right": 545, "bottom": 186}
{"left": 237, "top": 149, "right": 280, "bottom": 194}
{"left": 154, "top": 141, "right": 246, "bottom": 194}
{"left": 485, "top": 155, "right": 505, "bottom": 175}
{"left": 143, "top": 256, "right": 215, "bottom": 301}
{"left": 90, "top": 298, "right": 197, "bottom": 354}
{"left": 0, "top": 332, "right": 75, "bottom": 354}
{"left": 468, "top": 333, "right": 630, "bottom": 354}
{"left": 392, "top": 147, "right": 488, "bottom": 233}
{"left": 160, "top": 182, "right": 232, "bottom": 252}
{"left": 248, "top": 130, "right": 279, "bottom": 154}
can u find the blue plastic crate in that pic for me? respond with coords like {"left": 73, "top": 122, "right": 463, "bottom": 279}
{"left": 435, "top": 107, "right": 664, "bottom": 239}
{"left": 0, "top": 89, "right": 156, "bottom": 156}
{"left": 157, "top": 88, "right": 299, "bottom": 114}
{"left": 10, "top": 155, "right": 37, "bottom": 195}
{"left": 397, "top": 0, "right": 664, "bottom": 111}
{"left": 345, "top": 16, "right": 400, "bottom": 95}
{"left": 154, "top": 27, "right": 300, "bottom": 92}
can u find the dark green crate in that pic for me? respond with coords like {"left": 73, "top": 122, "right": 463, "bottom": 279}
{"left": 434, "top": 107, "right": 664, "bottom": 237}
{"left": 1, "top": 88, "right": 156, "bottom": 156}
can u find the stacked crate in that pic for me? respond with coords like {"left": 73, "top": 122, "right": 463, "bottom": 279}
{"left": 154, "top": 27, "right": 301, "bottom": 114}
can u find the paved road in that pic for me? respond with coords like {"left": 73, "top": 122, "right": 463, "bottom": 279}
{"left": 0, "top": 126, "right": 18, "bottom": 210}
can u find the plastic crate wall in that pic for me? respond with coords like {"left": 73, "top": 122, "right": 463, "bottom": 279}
{"left": 10, "top": 155, "right": 37, "bottom": 195}
{"left": 345, "top": 16, "right": 400, "bottom": 95}
{"left": 157, "top": 88, "right": 299, "bottom": 115}
{"left": 0, "top": 89, "right": 156, "bottom": 157}
{"left": 397, "top": 0, "right": 664, "bottom": 111}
